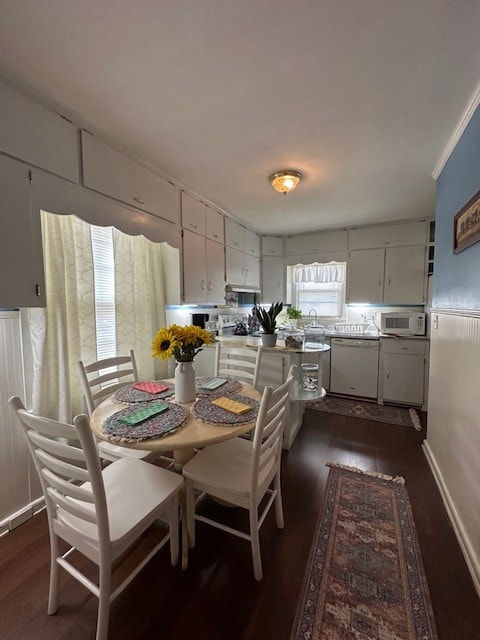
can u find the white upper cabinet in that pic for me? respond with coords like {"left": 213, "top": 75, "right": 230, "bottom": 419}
{"left": 225, "top": 218, "right": 245, "bottom": 250}
{"left": 205, "top": 205, "right": 224, "bottom": 244}
{"left": 383, "top": 245, "right": 426, "bottom": 304}
{"left": 262, "top": 236, "right": 283, "bottom": 256}
{"left": 0, "top": 80, "right": 79, "bottom": 183}
{"left": 181, "top": 191, "right": 206, "bottom": 235}
{"left": 285, "top": 230, "right": 348, "bottom": 255}
{"left": 262, "top": 256, "right": 285, "bottom": 302}
{"left": 81, "top": 130, "right": 179, "bottom": 224}
{"left": 0, "top": 154, "right": 45, "bottom": 307}
{"left": 347, "top": 246, "right": 426, "bottom": 304}
{"left": 348, "top": 221, "right": 427, "bottom": 250}
{"left": 244, "top": 228, "right": 260, "bottom": 257}
{"left": 182, "top": 230, "right": 225, "bottom": 304}
{"left": 347, "top": 249, "right": 385, "bottom": 304}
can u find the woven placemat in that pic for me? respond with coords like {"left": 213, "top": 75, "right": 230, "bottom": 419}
{"left": 101, "top": 402, "right": 187, "bottom": 442}
{"left": 195, "top": 377, "right": 242, "bottom": 396}
{"left": 112, "top": 381, "right": 175, "bottom": 403}
{"left": 192, "top": 393, "right": 259, "bottom": 425}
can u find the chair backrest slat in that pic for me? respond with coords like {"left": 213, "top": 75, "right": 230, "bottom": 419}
{"left": 250, "top": 365, "right": 296, "bottom": 493}
{"left": 215, "top": 344, "right": 263, "bottom": 389}
{"left": 77, "top": 350, "right": 138, "bottom": 416}
{"left": 28, "top": 430, "right": 86, "bottom": 462}
{"left": 46, "top": 486, "right": 98, "bottom": 525}
{"left": 35, "top": 448, "right": 90, "bottom": 483}
{"left": 10, "top": 396, "right": 110, "bottom": 544}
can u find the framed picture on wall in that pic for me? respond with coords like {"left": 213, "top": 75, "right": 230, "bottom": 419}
{"left": 453, "top": 189, "right": 480, "bottom": 254}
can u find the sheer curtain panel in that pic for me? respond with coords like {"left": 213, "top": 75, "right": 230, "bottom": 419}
{"left": 28, "top": 212, "right": 168, "bottom": 422}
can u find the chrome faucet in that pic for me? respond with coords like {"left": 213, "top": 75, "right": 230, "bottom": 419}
{"left": 308, "top": 309, "right": 318, "bottom": 323}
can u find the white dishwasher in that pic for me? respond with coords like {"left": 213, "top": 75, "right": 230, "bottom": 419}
{"left": 330, "top": 338, "right": 379, "bottom": 399}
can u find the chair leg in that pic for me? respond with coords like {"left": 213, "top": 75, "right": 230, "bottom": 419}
{"left": 249, "top": 505, "right": 263, "bottom": 581}
{"left": 185, "top": 478, "right": 196, "bottom": 548}
{"left": 47, "top": 533, "right": 60, "bottom": 615}
{"left": 274, "top": 473, "right": 285, "bottom": 529}
{"left": 169, "top": 495, "right": 180, "bottom": 566}
{"left": 96, "top": 560, "right": 112, "bottom": 640}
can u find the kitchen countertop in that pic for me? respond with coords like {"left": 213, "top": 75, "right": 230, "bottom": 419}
{"left": 212, "top": 335, "right": 331, "bottom": 353}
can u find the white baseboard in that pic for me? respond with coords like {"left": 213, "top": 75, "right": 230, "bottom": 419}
{"left": 0, "top": 497, "right": 45, "bottom": 537}
{"left": 423, "top": 440, "right": 480, "bottom": 596}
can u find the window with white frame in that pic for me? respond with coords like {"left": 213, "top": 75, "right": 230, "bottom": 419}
{"left": 289, "top": 261, "right": 346, "bottom": 318}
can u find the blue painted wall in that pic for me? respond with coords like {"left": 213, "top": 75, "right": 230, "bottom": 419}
{"left": 434, "top": 105, "right": 480, "bottom": 310}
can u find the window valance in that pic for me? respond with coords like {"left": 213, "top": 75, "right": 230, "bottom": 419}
{"left": 292, "top": 261, "right": 346, "bottom": 283}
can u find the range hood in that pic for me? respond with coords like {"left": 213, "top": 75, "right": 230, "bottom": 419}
{"left": 226, "top": 284, "right": 261, "bottom": 294}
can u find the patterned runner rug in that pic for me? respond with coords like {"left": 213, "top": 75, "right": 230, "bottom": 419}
{"left": 291, "top": 465, "right": 438, "bottom": 640}
{"left": 306, "top": 395, "right": 421, "bottom": 430}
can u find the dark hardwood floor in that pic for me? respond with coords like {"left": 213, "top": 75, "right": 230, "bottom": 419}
{"left": 1, "top": 409, "right": 479, "bottom": 639}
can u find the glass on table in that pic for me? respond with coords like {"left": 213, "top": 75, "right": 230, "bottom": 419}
{"left": 300, "top": 363, "right": 319, "bottom": 391}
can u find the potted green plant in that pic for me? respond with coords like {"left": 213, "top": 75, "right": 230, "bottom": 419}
{"left": 286, "top": 306, "right": 302, "bottom": 327}
{"left": 255, "top": 301, "right": 283, "bottom": 347}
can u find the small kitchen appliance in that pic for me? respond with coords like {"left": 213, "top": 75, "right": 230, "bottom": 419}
{"left": 381, "top": 311, "right": 426, "bottom": 336}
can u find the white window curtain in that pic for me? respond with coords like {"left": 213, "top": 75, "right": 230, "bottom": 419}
{"left": 28, "top": 212, "right": 168, "bottom": 422}
{"left": 292, "top": 261, "right": 346, "bottom": 283}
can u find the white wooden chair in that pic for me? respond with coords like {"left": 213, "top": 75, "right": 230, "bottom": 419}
{"left": 77, "top": 350, "right": 170, "bottom": 465}
{"left": 9, "top": 396, "right": 183, "bottom": 640}
{"left": 182, "top": 364, "right": 296, "bottom": 580}
{"left": 214, "top": 343, "right": 263, "bottom": 390}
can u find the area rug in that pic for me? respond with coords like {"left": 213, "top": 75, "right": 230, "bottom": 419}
{"left": 291, "top": 464, "right": 438, "bottom": 640}
{"left": 306, "top": 395, "right": 421, "bottom": 431}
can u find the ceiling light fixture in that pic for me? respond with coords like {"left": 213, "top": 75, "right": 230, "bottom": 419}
{"left": 269, "top": 170, "right": 302, "bottom": 194}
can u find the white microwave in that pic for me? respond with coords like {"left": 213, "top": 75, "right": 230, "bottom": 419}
{"left": 381, "top": 312, "right": 426, "bottom": 336}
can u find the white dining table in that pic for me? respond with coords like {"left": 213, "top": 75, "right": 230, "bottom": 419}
{"left": 90, "top": 378, "right": 262, "bottom": 568}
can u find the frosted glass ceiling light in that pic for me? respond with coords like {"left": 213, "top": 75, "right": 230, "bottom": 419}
{"left": 269, "top": 170, "right": 302, "bottom": 194}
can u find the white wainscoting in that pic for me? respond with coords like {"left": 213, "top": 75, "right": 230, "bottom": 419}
{"left": 0, "top": 311, "right": 43, "bottom": 535}
{"left": 423, "top": 310, "right": 480, "bottom": 595}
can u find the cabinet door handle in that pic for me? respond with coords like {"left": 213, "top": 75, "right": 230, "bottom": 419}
{"left": 386, "top": 370, "right": 390, "bottom": 379}
{"left": 213, "top": 233, "right": 218, "bottom": 238}
{"left": 132, "top": 195, "right": 145, "bottom": 205}
{"left": 35, "top": 283, "right": 41, "bottom": 297}
{"left": 378, "top": 277, "right": 381, "bottom": 286}
{"left": 200, "top": 280, "right": 206, "bottom": 290}
{"left": 388, "top": 276, "right": 391, "bottom": 285}
{"left": 269, "top": 250, "right": 275, "bottom": 254}
{"left": 207, "top": 281, "right": 213, "bottom": 290}
{"left": 190, "top": 223, "right": 198, "bottom": 229}
{"left": 380, "top": 241, "right": 390, "bottom": 245}
{"left": 398, "top": 346, "right": 409, "bottom": 350}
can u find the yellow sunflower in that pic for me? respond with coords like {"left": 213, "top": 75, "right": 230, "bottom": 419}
{"left": 152, "top": 327, "right": 181, "bottom": 360}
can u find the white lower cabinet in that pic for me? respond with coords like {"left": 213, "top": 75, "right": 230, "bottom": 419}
{"left": 0, "top": 154, "right": 45, "bottom": 307}
{"left": 379, "top": 339, "right": 427, "bottom": 408}
{"left": 262, "top": 256, "right": 285, "bottom": 303}
{"left": 182, "top": 230, "right": 225, "bottom": 303}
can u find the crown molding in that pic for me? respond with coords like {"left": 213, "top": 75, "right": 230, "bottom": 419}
{"left": 432, "top": 81, "right": 480, "bottom": 180}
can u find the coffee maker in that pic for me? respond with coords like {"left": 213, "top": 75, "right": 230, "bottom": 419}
{"left": 191, "top": 313, "right": 209, "bottom": 329}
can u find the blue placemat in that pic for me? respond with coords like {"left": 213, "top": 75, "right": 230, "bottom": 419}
{"left": 195, "top": 377, "right": 242, "bottom": 396}
{"left": 102, "top": 402, "right": 187, "bottom": 442}
{"left": 192, "top": 393, "right": 259, "bottom": 425}
{"left": 113, "top": 381, "right": 175, "bottom": 403}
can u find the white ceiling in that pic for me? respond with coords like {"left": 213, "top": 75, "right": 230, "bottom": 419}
{"left": 1, "top": 1, "right": 479, "bottom": 235}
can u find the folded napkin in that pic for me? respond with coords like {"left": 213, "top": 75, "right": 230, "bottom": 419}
{"left": 211, "top": 396, "right": 252, "bottom": 415}
{"left": 200, "top": 377, "right": 228, "bottom": 390}
{"left": 132, "top": 381, "right": 169, "bottom": 394}
{"left": 118, "top": 402, "right": 169, "bottom": 425}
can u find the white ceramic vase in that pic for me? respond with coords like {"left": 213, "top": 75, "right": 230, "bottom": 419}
{"left": 174, "top": 360, "right": 196, "bottom": 403}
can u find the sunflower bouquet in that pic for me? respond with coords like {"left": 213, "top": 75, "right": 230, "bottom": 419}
{"left": 152, "top": 324, "right": 214, "bottom": 362}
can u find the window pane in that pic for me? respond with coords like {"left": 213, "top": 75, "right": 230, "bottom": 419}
{"left": 90, "top": 226, "right": 116, "bottom": 361}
